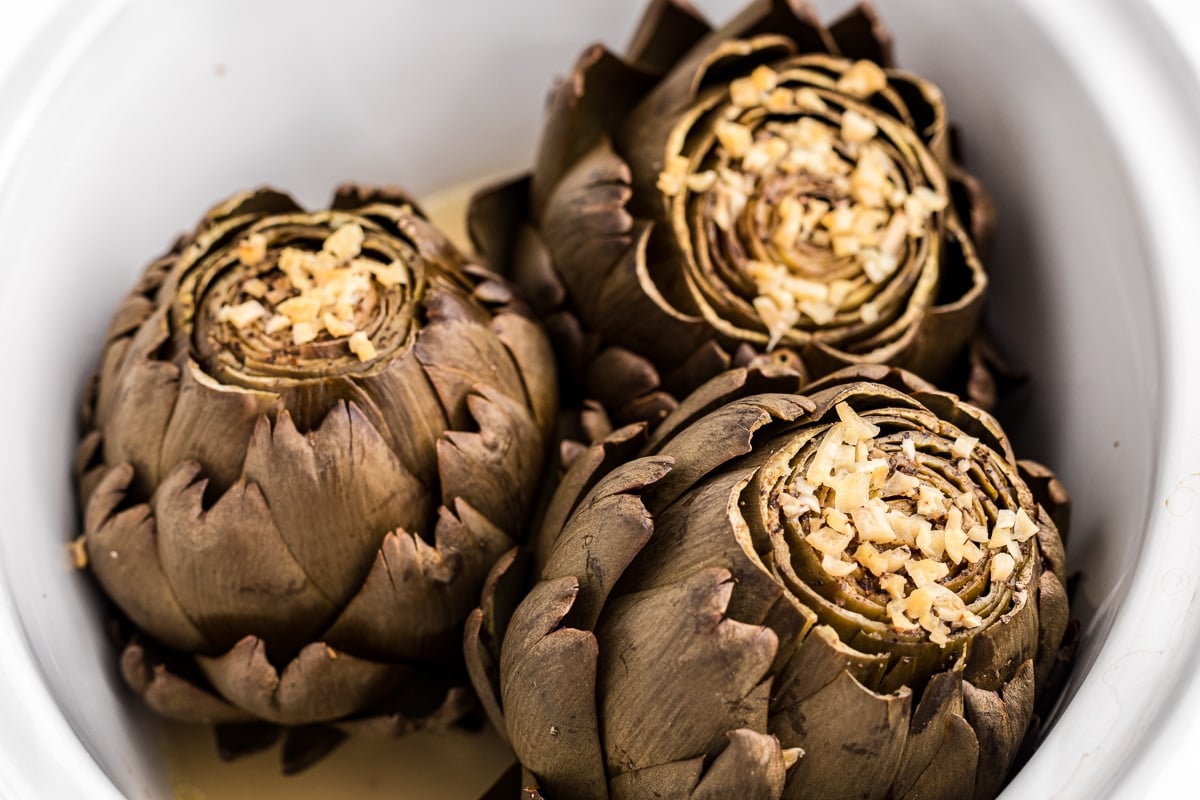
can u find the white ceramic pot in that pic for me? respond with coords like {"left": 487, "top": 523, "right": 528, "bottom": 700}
{"left": 0, "top": 1, "right": 1197, "bottom": 798}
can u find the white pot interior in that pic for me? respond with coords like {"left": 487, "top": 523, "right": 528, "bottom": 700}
{"left": 0, "top": 0, "right": 1179, "bottom": 797}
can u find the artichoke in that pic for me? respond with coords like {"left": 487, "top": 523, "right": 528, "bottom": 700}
{"left": 74, "top": 185, "right": 556, "bottom": 763}
{"left": 470, "top": 0, "right": 995, "bottom": 426}
{"left": 467, "top": 365, "right": 1070, "bottom": 800}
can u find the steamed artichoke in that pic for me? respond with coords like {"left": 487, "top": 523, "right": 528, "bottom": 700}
{"left": 468, "top": 365, "right": 1070, "bottom": 800}
{"left": 470, "top": 0, "right": 994, "bottom": 426}
{"left": 75, "top": 186, "right": 556, "bottom": 761}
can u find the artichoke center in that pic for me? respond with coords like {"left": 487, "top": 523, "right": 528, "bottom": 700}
{"left": 659, "top": 60, "right": 947, "bottom": 348}
{"left": 214, "top": 221, "right": 411, "bottom": 363}
{"left": 783, "top": 402, "right": 1039, "bottom": 645}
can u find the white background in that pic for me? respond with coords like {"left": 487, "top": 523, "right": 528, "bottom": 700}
{"left": 0, "top": 1, "right": 1197, "bottom": 798}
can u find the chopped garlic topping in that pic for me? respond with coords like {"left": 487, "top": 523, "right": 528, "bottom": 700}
{"left": 217, "top": 222, "right": 402, "bottom": 360}
{"left": 780, "top": 403, "right": 1034, "bottom": 644}
{"left": 836, "top": 60, "right": 889, "bottom": 98}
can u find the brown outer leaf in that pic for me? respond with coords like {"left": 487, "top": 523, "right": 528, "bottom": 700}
{"left": 532, "top": 46, "right": 655, "bottom": 216}
{"left": 625, "top": 0, "right": 713, "bottom": 77}
{"left": 492, "top": 311, "right": 558, "bottom": 438}
{"left": 827, "top": 2, "right": 893, "bottom": 65}
{"left": 963, "top": 659, "right": 1035, "bottom": 800}
{"left": 197, "top": 637, "right": 405, "bottom": 726}
{"left": 158, "top": 360, "right": 282, "bottom": 494}
{"left": 890, "top": 668, "right": 978, "bottom": 799}
{"left": 120, "top": 641, "right": 251, "bottom": 724}
{"left": 779, "top": 670, "right": 910, "bottom": 800}
{"left": 437, "top": 385, "right": 543, "bottom": 536}
{"left": 646, "top": 393, "right": 814, "bottom": 509}
{"left": 533, "top": 423, "right": 648, "bottom": 574}
{"left": 906, "top": 222, "right": 988, "bottom": 382}
{"left": 541, "top": 456, "right": 674, "bottom": 631}
{"left": 415, "top": 287, "right": 530, "bottom": 432}
{"left": 101, "top": 358, "right": 180, "bottom": 492}
{"left": 325, "top": 499, "right": 512, "bottom": 662}
{"left": 500, "top": 577, "right": 608, "bottom": 800}
{"left": 84, "top": 464, "right": 206, "bottom": 652}
{"left": 354, "top": 346, "right": 450, "bottom": 481}
{"left": 897, "top": 715, "right": 980, "bottom": 800}
{"left": 596, "top": 567, "right": 778, "bottom": 774}
{"left": 241, "top": 403, "right": 432, "bottom": 608}
{"left": 693, "top": 728, "right": 789, "bottom": 800}
{"left": 152, "top": 462, "right": 338, "bottom": 655}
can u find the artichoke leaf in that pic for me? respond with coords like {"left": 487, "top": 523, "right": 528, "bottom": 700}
{"left": 327, "top": 497, "right": 511, "bottom": 661}
{"left": 438, "top": 385, "right": 543, "bottom": 536}
{"left": 242, "top": 402, "right": 431, "bottom": 608}
{"left": 197, "top": 638, "right": 405, "bottom": 727}
{"left": 779, "top": 670, "right": 911, "bottom": 800}
{"left": 153, "top": 462, "right": 339, "bottom": 655}
{"left": 84, "top": 464, "right": 206, "bottom": 651}
{"left": 597, "top": 567, "right": 778, "bottom": 773}
{"left": 499, "top": 577, "right": 608, "bottom": 800}
{"left": 543, "top": 456, "right": 674, "bottom": 631}
{"left": 158, "top": 360, "right": 282, "bottom": 494}
{"left": 120, "top": 640, "right": 252, "bottom": 724}
{"left": 827, "top": 2, "right": 893, "bottom": 65}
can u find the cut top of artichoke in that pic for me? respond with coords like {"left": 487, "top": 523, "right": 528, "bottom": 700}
{"left": 781, "top": 401, "right": 1038, "bottom": 646}
{"left": 176, "top": 205, "right": 428, "bottom": 389}
{"left": 658, "top": 57, "right": 949, "bottom": 352}
{"left": 215, "top": 221, "right": 404, "bottom": 360}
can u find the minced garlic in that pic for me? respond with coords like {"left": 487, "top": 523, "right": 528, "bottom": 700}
{"left": 218, "top": 222, "right": 404, "bottom": 362}
{"left": 655, "top": 61, "right": 949, "bottom": 349}
{"left": 783, "top": 402, "right": 1030, "bottom": 644}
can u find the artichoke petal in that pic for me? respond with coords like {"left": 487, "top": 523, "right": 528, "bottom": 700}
{"left": 84, "top": 464, "right": 206, "bottom": 652}
{"left": 535, "top": 422, "right": 648, "bottom": 569}
{"left": 962, "top": 563, "right": 1039, "bottom": 692}
{"left": 597, "top": 567, "right": 778, "bottom": 773}
{"left": 897, "top": 714, "right": 980, "bottom": 800}
{"left": 353, "top": 349, "right": 449, "bottom": 481}
{"left": 585, "top": 345, "right": 673, "bottom": 427}
{"left": 693, "top": 728, "right": 791, "bottom": 800}
{"left": 890, "top": 668, "right": 978, "bottom": 799}
{"left": 779, "top": 670, "right": 911, "bottom": 800}
{"left": 326, "top": 499, "right": 512, "bottom": 661}
{"left": 645, "top": 365, "right": 805, "bottom": 452}
{"left": 500, "top": 577, "right": 608, "bottom": 800}
{"left": 152, "top": 462, "right": 338, "bottom": 655}
{"left": 908, "top": 224, "right": 988, "bottom": 381}
{"left": 771, "top": 625, "right": 888, "bottom": 718}
{"left": 159, "top": 360, "right": 283, "bottom": 494}
{"left": 542, "top": 455, "right": 674, "bottom": 631}
{"left": 492, "top": 311, "right": 559, "bottom": 437}
{"left": 120, "top": 640, "right": 251, "bottom": 724}
{"left": 242, "top": 403, "right": 432, "bottom": 607}
{"left": 415, "top": 288, "right": 530, "bottom": 430}
{"left": 533, "top": 47, "right": 655, "bottom": 215}
{"left": 102, "top": 358, "right": 180, "bottom": 492}
{"left": 1034, "top": 570, "right": 1070, "bottom": 692}
{"left": 625, "top": 0, "right": 713, "bottom": 77}
{"left": 197, "top": 637, "right": 406, "bottom": 726}
{"left": 963, "top": 660, "right": 1035, "bottom": 800}
{"left": 827, "top": 2, "right": 893, "bottom": 65}
{"left": 540, "top": 138, "right": 640, "bottom": 310}
{"left": 437, "top": 385, "right": 543, "bottom": 535}
{"left": 648, "top": 393, "right": 815, "bottom": 508}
